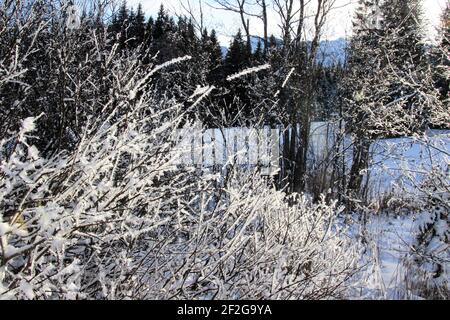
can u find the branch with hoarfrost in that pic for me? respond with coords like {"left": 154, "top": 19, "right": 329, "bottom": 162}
{"left": 129, "top": 55, "right": 193, "bottom": 100}
{"left": 188, "top": 85, "right": 214, "bottom": 101}
{"left": 274, "top": 67, "right": 296, "bottom": 97}
{"left": 226, "top": 64, "right": 271, "bottom": 81}
{"left": 281, "top": 67, "right": 296, "bottom": 88}
{"left": 0, "top": 0, "right": 366, "bottom": 300}
{"left": 190, "top": 86, "right": 216, "bottom": 108}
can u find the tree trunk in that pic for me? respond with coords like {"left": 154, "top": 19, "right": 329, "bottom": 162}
{"left": 347, "top": 136, "right": 370, "bottom": 206}
{"left": 293, "top": 116, "right": 310, "bottom": 193}
{"left": 261, "top": 0, "right": 268, "bottom": 55}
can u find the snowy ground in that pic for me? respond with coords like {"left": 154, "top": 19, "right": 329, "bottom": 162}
{"left": 365, "top": 129, "right": 450, "bottom": 197}
{"left": 347, "top": 130, "right": 449, "bottom": 299}
{"left": 354, "top": 213, "right": 422, "bottom": 299}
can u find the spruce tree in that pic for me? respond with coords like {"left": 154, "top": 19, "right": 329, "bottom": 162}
{"left": 128, "top": 8, "right": 136, "bottom": 47}
{"left": 345, "top": 0, "right": 435, "bottom": 137}
{"left": 224, "top": 29, "right": 250, "bottom": 75}
{"left": 131, "top": 3, "right": 146, "bottom": 48}
{"left": 344, "top": 0, "right": 383, "bottom": 135}
{"left": 253, "top": 39, "right": 264, "bottom": 63}
{"left": 380, "top": 0, "right": 424, "bottom": 63}
{"left": 201, "top": 28, "right": 209, "bottom": 45}
{"left": 177, "top": 17, "right": 199, "bottom": 56}
{"left": 221, "top": 30, "right": 255, "bottom": 125}
{"left": 152, "top": 5, "right": 176, "bottom": 61}
{"left": 200, "top": 28, "right": 223, "bottom": 84}
{"left": 208, "top": 30, "right": 223, "bottom": 68}
{"left": 144, "top": 16, "right": 154, "bottom": 49}
{"left": 115, "top": 1, "right": 129, "bottom": 50}
{"left": 153, "top": 5, "right": 169, "bottom": 41}
{"left": 378, "top": 0, "right": 443, "bottom": 132}
{"left": 201, "top": 29, "right": 223, "bottom": 68}
{"left": 434, "top": 5, "right": 449, "bottom": 103}
{"left": 344, "top": 0, "right": 403, "bottom": 201}
{"left": 342, "top": 0, "right": 445, "bottom": 202}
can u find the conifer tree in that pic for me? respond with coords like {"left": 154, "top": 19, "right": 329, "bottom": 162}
{"left": 201, "top": 29, "right": 223, "bottom": 69}
{"left": 209, "top": 30, "right": 223, "bottom": 67}
{"left": 380, "top": 0, "right": 424, "bottom": 63}
{"left": 434, "top": 4, "right": 449, "bottom": 103}
{"left": 152, "top": 5, "right": 176, "bottom": 61}
{"left": 253, "top": 39, "right": 264, "bottom": 63}
{"left": 114, "top": 0, "right": 129, "bottom": 50}
{"left": 130, "top": 3, "right": 146, "bottom": 48}
{"left": 342, "top": 0, "right": 445, "bottom": 202}
{"left": 153, "top": 5, "right": 169, "bottom": 41}
{"left": 343, "top": 0, "right": 383, "bottom": 200}
{"left": 225, "top": 29, "right": 251, "bottom": 75}
{"left": 177, "top": 17, "right": 199, "bottom": 56}
{"left": 144, "top": 16, "right": 154, "bottom": 49}
{"left": 198, "top": 28, "right": 223, "bottom": 86}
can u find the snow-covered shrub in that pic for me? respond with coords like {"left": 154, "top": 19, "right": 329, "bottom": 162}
{"left": 407, "top": 165, "right": 449, "bottom": 299}
{"left": 0, "top": 120, "right": 361, "bottom": 299}
{"left": 131, "top": 169, "right": 360, "bottom": 300}
{"left": 0, "top": 99, "right": 361, "bottom": 300}
{"left": 0, "top": 51, "right": 207, "bottom": 299}
{"left": 386, "top": 134, "right": 450, "bottom": 299}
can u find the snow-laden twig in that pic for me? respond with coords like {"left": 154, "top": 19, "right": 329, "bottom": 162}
{"left": 275, "top": 67, "right": 296, "bottom": 97}
{"left": 226, "top": 64, "right": 271, "bottom": 81}
{"left": 281, "top": 67, "right": 295, "bottom": 88}
{"left": 190, "top": 86, "right": 216, "bottom": 108}
{"left": 129, "top": 55, "right": 192, "bottom": 99}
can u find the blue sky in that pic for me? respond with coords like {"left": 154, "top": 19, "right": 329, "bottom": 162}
{"left": 127, "top": 0, "right": 447, "bottom": 45}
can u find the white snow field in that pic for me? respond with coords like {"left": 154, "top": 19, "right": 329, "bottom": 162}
{"left": 366, "top": 129, "right": 450, "bottom": 197}
{"left": 352, "top": 211, "right": 448, "bottom": 300}
{"left": 173, "top": 122, "right": 338, "bottom": 175}
{"left": 349, "top": 129, "right": 449, "bottom": 299}
{"left": 354, "top": 214, "right": 420, "bottom": 299}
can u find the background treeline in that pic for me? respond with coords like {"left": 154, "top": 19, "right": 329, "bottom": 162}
{"left": 104, "top": 2, "right": 342, "bottom": 127}
{"left": 106, "top": 3, "right": 278, "bottom": 127}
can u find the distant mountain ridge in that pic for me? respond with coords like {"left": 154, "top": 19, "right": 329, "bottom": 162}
{"left": 218, "top": 35, "right": 347, "bottom": 66}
